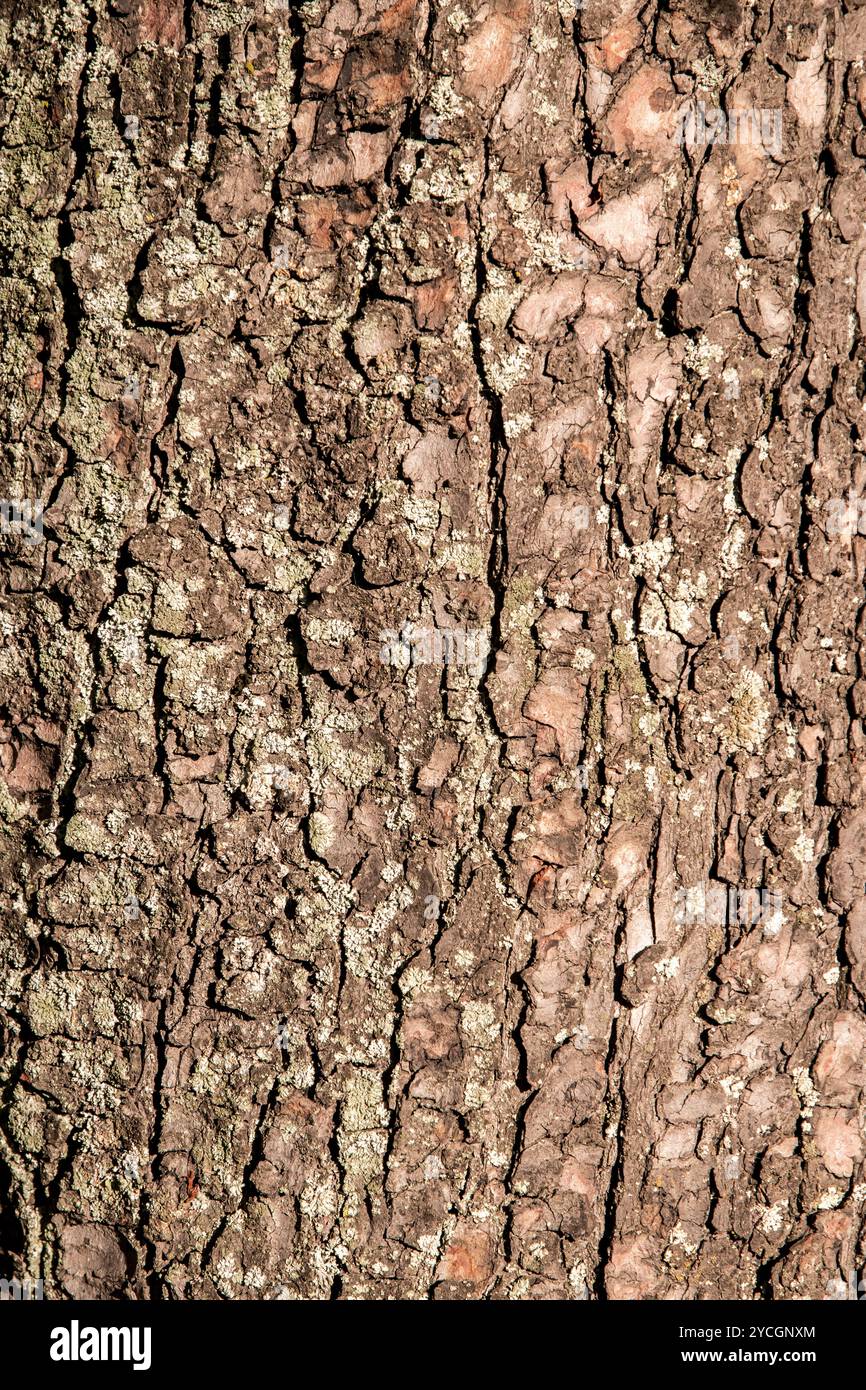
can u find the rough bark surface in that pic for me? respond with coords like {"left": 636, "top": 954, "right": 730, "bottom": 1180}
{"left": 2, "top": 0, "right": 866, "bottom": 1302}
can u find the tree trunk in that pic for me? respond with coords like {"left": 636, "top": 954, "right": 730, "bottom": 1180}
{"left": 2, "top": 0, "right": 865, "bottom": 1301}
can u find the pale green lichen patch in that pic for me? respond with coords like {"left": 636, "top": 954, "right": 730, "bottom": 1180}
{"left": 721, "top": 669, "right": 771, "bottom": 753}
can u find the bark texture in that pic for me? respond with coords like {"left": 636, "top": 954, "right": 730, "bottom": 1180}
{"left": 2, "top": 0, "right": 866, "bottom": 1301}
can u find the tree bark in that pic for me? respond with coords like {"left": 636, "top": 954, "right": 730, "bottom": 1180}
{"left": 1, "top": 0, "right": 865, "bottom": 1301}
